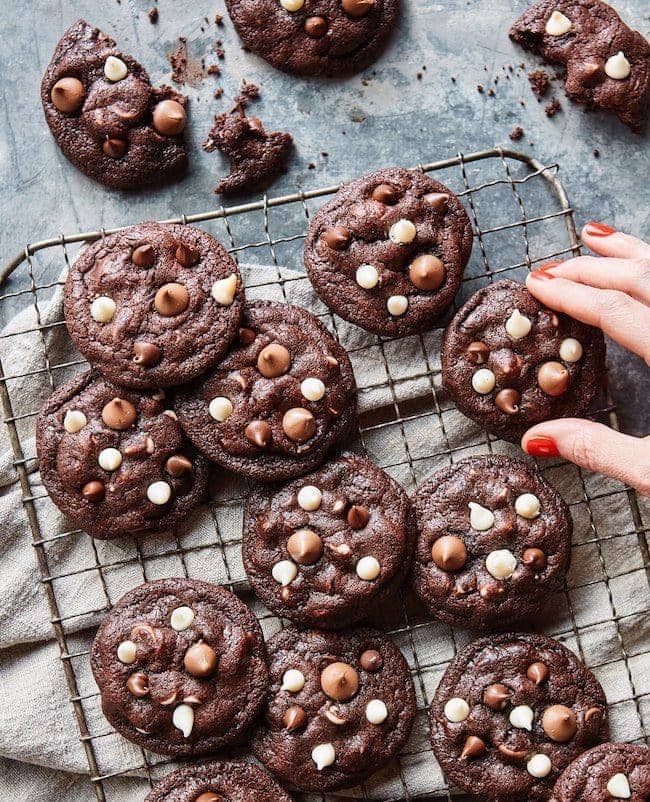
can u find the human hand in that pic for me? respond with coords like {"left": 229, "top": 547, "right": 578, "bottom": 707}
{"left": 521, "top": 222, "right": 650, "bottom": 496}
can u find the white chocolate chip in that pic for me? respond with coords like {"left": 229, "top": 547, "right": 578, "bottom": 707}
{"left": 297, "top": 485, "right": 322, "bottom": 511}
{"left": 366, "top": 699, "right": 388, "bottom": 724}
{"left": 505, "top": 308, "right": 532, "bottom": 340}
{"left": 90, "top": 296, "right": 116, "bottom": 323}
{"left": 211, "top": 274, "right": 238, "bottom": 306}
{"left": 389, "top": 219, "right": 416, "bottom": 244}
{"left": 117, "top": 640, "right": 137, "bottom": 664}
{"left": 509, "top": 704, "right": 534, "bottom": 730}
{"left": 301, "top": 377, "right": 326, "bottom": 402}
{"left": 605, "top": 51, "right": 631, "bottom": 80}
{"left": 471, "top": 368, "right": 496, "bottom": 394}
{"left": 208, "top": 396, "right": 233, "bottom": 422}
{"left": 170, "top": 605, "right": 195, "bottom": 631}
{"left": 386, "top": 295, "right": 408, "bottom": 316}
{"left": 545, "top": 10, "right": 572, "bottom": 36}
{"left": 515, "top": 493, "right": 541, "bottom": 519}
{"left": 147, "top": 481, "right": 172, "bottom": 505}
{"left": 280, "top": 0, "right": 304, "bottom": 10}
{"left": 312, "top": 742, "right": 335, "bottom": 771}
{"left": 272, "top": 560, "right": 298, "bottom": 586}
{"left": 98, "top": 447, "right": 122, "bottom": 471}
{"left": 356, "top": 264, "right": 379, "bottom": 289}
{"left": 606, "top": 773, "right": 631, "bottom": 799}
{"left": 559, "top": 337, "right": 583, "bottom": 363}
{"left": 469, "top": 501, "right": 495, "bottom": 531}
{"left": 63, "top": 410, "right": 87, "bottom": 433}
{"left": 444, "top": 698, "right": 470, "bottom": 723}
{"left": 527, "top": 753, "right": 552, "bottom": 778}
{"left": 356, "top": 556, "right": 381, "bottom": 581}
{"left": 172, "top": 704, "right": 194, "bottom": 738}
{"left": 486, "top": 549, "right": 517, "bottom": 580}
{"left": 104, "top": 55, "right": 128, "bottom": 82}
{"left": 281, "top": 668, "right": 305, "bottom": 692}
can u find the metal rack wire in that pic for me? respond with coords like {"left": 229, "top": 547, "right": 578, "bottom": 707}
{"left": 0, "top": 148, "right": 648, "bottom": 802}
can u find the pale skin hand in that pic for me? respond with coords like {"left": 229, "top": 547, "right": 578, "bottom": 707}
{"left": 521, "top": 223, "right": 650, "bottom": 496}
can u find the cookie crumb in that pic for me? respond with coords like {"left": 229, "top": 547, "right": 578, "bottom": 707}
{"left": 593, "top": 148, "right": 600, "bottom": 158}
{"left": 215, "top": 13, "right": 223, "bottom": 25}
{"left": 528, "top": 69, "right": 550, "bottom": 98}
{"left": 545, "top": 98, "right": 562, "bottom": 117}
{"left": 148, "top": 7, "right": 158, "bottom": 23}
{"left": 477, "top": 84, "right": 484, "bottom": 93}
{"left": 509, "top": 125, "right": 524, "bottom": 141}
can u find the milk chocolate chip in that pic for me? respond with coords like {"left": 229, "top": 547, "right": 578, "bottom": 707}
{"left": 341, "top": 0, "right": 374, "bottom": 17}
{"left": 283, "top": 704, "right": 307, "bottom": 731}
{"left": 81, "top": 480, "right": 105, "bottom": 502}
{"left": 409, "top": 254, "right": 445, "bottom": 291}
{"left": 282, "top": 408, "right": 316, "bottom": 442}
{"left": 320, "top": 661, "right": 359, "bottom": 701}
{"left": 132, "top": 243, "right": 156, "bottom": 267}
{"left": 321, "top": 225, "right": 351, "bottom": 250}
{"left": 483, "top": 683, "right": 511, "bottom": 710}
{"left": 522, "top": 548, "right": 547, "bottom": 570}
{"left": 51, "top": 77, "right": 85, "bottom": 113}
{"left": 495, "top": 388, "right": 520, "bottom": 414}
{"left": 165, "top": 454, "right": 193, "bottom": 477}
{"left": 257, "top": 343, "right": 291, "bottom": 377}
{"left": 126, "top": 671, "right": 149, "bottom": 697}
{"left": 175, "top": 242, "right": 200, "bottom": 267}
{"left": 154, "top": 283, "right": 190, "bottom": 316}
{"left": 526, "top": 661, "right": 549, "bottom": 684}
{"left": 287, "top": 529, "right": 323, "bottom": 565}
{"left": 467, "top": 341, "right": 489, "bottom": 364}
{"left": 133, "top": 341, "right": 161, "bottom": 366}
{"left": 542, "top": 704, "right": 577, "bottom": 742}
{"left": 461, "top": 735, "right": 487, "bottom": 759}
{"left": 102, "top": 398, "right": 137, "bottom": 430}
{"left": 372, "top": 183, "right": 399, "bottom": 204}
{"left": 431, "top": 535, "right": 468, "bottom": 571}
{"left": 304, "top": 15, "right": 328, "bottom": 37}
{"left": 152, "top": 99, "right": 187, "bottom": 136}
{"left": 245, "top": 420, "right": 273, "bottom": 448}
{"left": 102, "top": 137, "right": 128, "bottom": 159}
{"left": 184, "top": 641, "right": 218, "bottom": 678}
{"left": 537, "top": 361, "right": 569, "bottom": 396}
{"left": 347, "top": 504, "right": 370, "bottom": 529}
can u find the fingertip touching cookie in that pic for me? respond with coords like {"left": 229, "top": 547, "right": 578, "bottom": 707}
{"left": 91, "top": 579, "right": 269, "bottom": 756}
{"left": 64, "top": 222, "right": 243, "bottom": 389}
{"left": 224, "top": 0, "right": 399, "bottom": 77}
{"left": 243, "top": 453, "right": 413, "bottom": 628}
{"left": 251, "top": 626, "right": 416, "bottom": 791}
{"left": 175, "top": 301, "right": 357, "bottom": 483}
{"left": 42, "top": 19, "right": 189, "bottom": 188}
{"left": 36, "top": 371, "right": 209, "bottom": 539}
{"left": 412, "top": 455, "right": 572, "bottom": 630}
{"left": 442, "top": 278, "right": 605, "bottom": 441}
{"left": 304, "top": 167, "right": 473, "bottom": 337}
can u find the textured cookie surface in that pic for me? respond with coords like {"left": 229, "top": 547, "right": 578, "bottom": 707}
{"left": 251, "top": 627, "right": 416, "bottom": 791}
{"left": 243, "top": 453, "right": 413, "bottom": 628}
{"left": 412, "top": 455, "right": 572, "bottom": 630}
{"left": 442, "top": 279, "right": 605, "bottom": 441}
{"left": 42, "top": 19, "right": 188, "bottom": 188}
{"left": 64, "top": 222, "right": 243, "bottom": 389}
{"left": 175, "top": 301, "right": 357, "bottom": 483}
{"left": 36, "top": 371, "right": 208, "bottom": 539}
{"left": 550, "top": 742, "right": 650, "bottom": 802}
{"left": 144, "top": 760, "right": 293, "bottom": 802}
{"left": 224, "top": 0, "right": 398, "bottom": 77}
{"left": 429, "top": 632, "right": 608, "bottom": 801}
{"left": 509, "top": 0, "right": 650, "bottom": 133}
{"left": 91, "top": 579, "right": 268, "bottom": 757}
{"left": 304, "top": 167, "right": 472, "bottom": 337}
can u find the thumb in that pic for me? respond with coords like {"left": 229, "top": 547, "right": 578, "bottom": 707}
{"left": 521, "top": 419, "right": 650, "bottom": 496}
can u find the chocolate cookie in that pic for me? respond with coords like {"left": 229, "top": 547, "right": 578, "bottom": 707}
{"left": 64, "top": 222, "right": 243, "bottom": 389}
{"left": 42, "top": 19, "right": 188, "bottom": 189}
{"left": 304, "top": 168, "right": 473, "bottom": 337}
{"left": 442, "top": 279, "right": 606, "bottom": 442}
{"left": 224, "top": 0, "right": 398, "bottom": 77}
{"left": 412, "top": 455, "right": 572, "bottom": 630}
{"left": 144, "top": 761, "right": 294, "bottom": 802}
{"left": 243, "top": 453, "right": 413, "bottom": 628}
{"left": 90, "top": 579, "right": 269, "bottom": 756}
{"left": 36, "top": 371, "right": 208, "bottom": 540}
{"left": 251, "top": 627, "right": 416, "bottom": 791}
{"left": 550, "top": 743, "right": 650, "bottom": 802}
{"left": 203, "top": 110, "right": 293, "bottom": 195}
{"left": 175, "top": 301, "right": 357, "bottom": 483}
{"left": 429, "top": 632, "right": 608, "bottom": 801}
{"left": 509, "top": 1, "right": 650, "bottom": 133}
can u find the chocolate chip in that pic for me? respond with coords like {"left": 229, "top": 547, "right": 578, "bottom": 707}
{"left": 132, "top": 244, "right": 156, "bottom": 267}
{"left": 321, "top": 225, "right": 351, "bottom": 250}
{"left": 245, "top": 420, "right": 272, "bottom": 448}
{"left": 239, "top": 327, "right": 256, "bottom": 345}
{"left": 526, "top": 661, "right": 549, "bottom": 684}
{"left": 483, "top": 683, "right": 511, "bottom": 710}
{"left": 542, "top": 704, "right": 577, "bottom": 742}
{"left": 522, "top": 547, "right": 547, "bottom": 570}
{"left": 183, "top": 640, "right": 218, "bottom": 678}
{"left": 154, "top": 283, "right": 190, "bottom": 316}
{"left": 126, "top": 671, "right": 149, "bottom": 697}
{"left": 537, "top": 361, "right": 569, "bottom": 396}
{"left": 304, "top": 15, "right": 328, "bottom": 37}
{"left": 409, "top": 254, "right": 445, "bottom": 291}
{"left": 196, "top": 793, "right": 222, "bottom": 802}
{"left": 347, "top": 504, "right": 370, "bottom": 529}
{"left": 283, "top": 704, "right": 307, "bottom": 731}
{"left": 51, "top": 77, "right": 85, "bottom": 113}
{"left": 133, "top": 341, "right": 161, "bottom": 366}
{"left": 175, "top": 242, "right": 200, "bottom": 267}
{"left": 495, "top": 388, "right": 520, "bottom": 414}
{"left": 165, "top": 454, "right": 193, "bottom": 477}
{"left": 466, "top": 341, "right": 489, "bottom": 364}
{"left": 152, "top": 99, "right": 187, "bottom": 136}
{"left": 431, "top": 535, "right": 467, "bottom": 571}
{"left": 461, "top": 735, "right": 487, "bottom": 759}
{"left": 81, "top": 480, "right": 105, "bottom": 502}
{"left": 341, "top": 0, "right": 374, "bottom": 17}
{"left": 359, "top": 649, "right": 383, "bottom": 672}
{"left": 102, "top": 138, "right": 128, "bottom": 159}
{"left": 257, "top": 343, "right": 291, "bottom": 377}
{"left": 371, "top": 183, "right": 399, "bottom": 204}
{"left": 423, "top": 192, "right": 449, "bottom": 210}
{"left": 287, "top": 528, "right": 323, "bottom": 565}
{"left": 102, "top": 398, "right": 137, "bottom": 430}
{"left": 498, "top": 744, "right": 527, "bottom": 760}
{"left": 320, "top": 661, "right": 359, "bottom": 701}
{"left": 282, "top": 408, "right": 316, "bottom": 442}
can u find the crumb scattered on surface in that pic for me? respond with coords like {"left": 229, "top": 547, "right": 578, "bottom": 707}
{"left": 148, "top": 7, "right": 158, "bottom": 23}
{"left": 168, "top": 38, "right": 206, "bottom": 86}
{"left": 545, "top": 98, "right": 562, "bottom": 117}
{"left": 487, "top": 88, "right": 495, "bottom": 97}
{"left": 214, "top": 87, "right": 224, "bottom": 99}
{"left": 593, "top": 148, "right": 600, "bottom": 158}
{"left": 215, "top": 13, "right": 224, "bottom": 25}
{"left": 477, "top": 84, "right": 484, "bottom": 93}
{"left": 509, "top": 125, "right": 524, "bottom": 141}
{"left": 207, "top": 65, "right": 221, "bottom": 76}
{"left": 528, "top": 69, "right": 550, "bottom": 99}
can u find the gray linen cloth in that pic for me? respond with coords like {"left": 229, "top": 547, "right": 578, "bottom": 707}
{"left": 1, "top": 262, "right": 648, "bottom": 801}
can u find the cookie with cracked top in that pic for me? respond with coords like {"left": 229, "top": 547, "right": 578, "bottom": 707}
{"left": 509, "top": 1, "right": 650, "bottom": 133}
{"left": 144, "top": 760, "right": 294, "bottom": 802}
{"left": 42, "top": 19, "right": 188, "bottom": 188}
{"left": 90, "top": 579, "right": 269, "bottom": 757}
{"left": 243, "top": 453, "right": 413, "bottom": 628}
{"left": 64, "top": 222, "right": 243, "bottom": 389}
{"left": 224, "top": 0, "right": 398, "bottom": 77}
{"left": 36, "top": 371, "right": 208, "bottom": 540}
{"left": 412, "top": 455, "right": 572, "bottom": 631}
{"left": 304, "top": 167, "right": 473, "bottom": 337}
{"left": 429, "top": 632, "right": 608, "bottom": 802}
{"left": 175, "top": 301, "right": 357, "bottom": 483}
{"left": 442, "top": 279, "right": 605, "bottom": 442}
{"left": 550, "top": 742, "right": 650, "bottom": 802}
{"left": 251, "top": 626, "right": 416, "bottom": 791}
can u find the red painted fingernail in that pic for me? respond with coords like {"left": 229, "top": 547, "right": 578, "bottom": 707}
{"left": 585, "top": 221, "right": 616, "bottom": 237}
{"left": 525, "top": 436, "right": 560, "bottom": 458}
{"left": 529, "top": 261, "right": 562, "bottom": 279}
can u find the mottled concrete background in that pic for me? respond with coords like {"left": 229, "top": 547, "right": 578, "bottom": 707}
{"left": 0, "top": 0, "right": 648, "bottom": 433}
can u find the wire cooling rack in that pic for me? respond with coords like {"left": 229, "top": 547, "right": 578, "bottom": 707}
{"left": 1, "top": 148, "right": 648, "bottom": 802}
